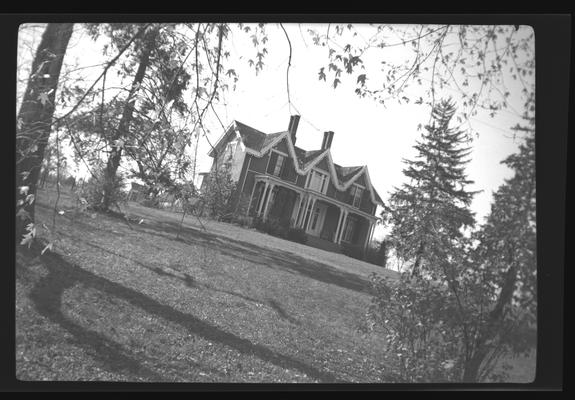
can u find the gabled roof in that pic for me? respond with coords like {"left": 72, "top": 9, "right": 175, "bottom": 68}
{"left": 210, "top": 120, "right": 385, "bottom": 206}
{"left": 297, "top": 149, "right": 326, "bottom": 169}
{"left": 334, "top": 164, "right": 364, "bottom": 182}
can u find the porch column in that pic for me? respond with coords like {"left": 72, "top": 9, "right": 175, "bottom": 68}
{"left": 247, "top": 179, "right": 260, "bottom": 216}
{"left": 298, "top": 195, "right": 310, "bottom": 228}
{"left": 333, "top": 207, "right": 344, "bottom": 243}
{"left": 305, "top": 197, "right": 317, "bottom": 232}
{"left": 338, "top": 210, "right": 348, "bottom": 244}
{"left": 364, "top": 220, "right": 375, "bottom": 251}
{"left": 262, "top": 183, "right": 276, "bottom": 220}
{"left": 257, "top": 181, "right": 269, "bottom": 216}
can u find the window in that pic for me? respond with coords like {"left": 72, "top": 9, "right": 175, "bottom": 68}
{"left": 307, "top": 170, "right": 329, "bottom": 194}
{"left": 350, "top": 185, "right": 363, "bottom": 208}
{"left": 273, "top": 154, "right": 285, "bottom": 176}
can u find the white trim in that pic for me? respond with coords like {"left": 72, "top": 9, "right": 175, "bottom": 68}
{"left": 251, "top": 174, "right": 378, "bottom": 223}
{"left": 270, "top": 148, "right": 289, "bottom": 158}
{"left": 213, "top": 123, "right": 384, "bottom": 207}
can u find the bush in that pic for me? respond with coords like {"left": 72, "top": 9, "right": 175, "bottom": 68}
{"left": 341, "top": 242, "right": 365, "bottom": 261}
{"left": 229, "top": 215, "right": 251, "bottom": 227}
{"left": 78, "top": 170, "right": 127, "bottom": 212}
{"left": 286, "top": 227, "right": 307, "bottom": 244}
{"left": 252, "top": 216, "right": 289, "bottom": 238}
{"left": 366, "top": 273, "right": 464, "bottom": 382}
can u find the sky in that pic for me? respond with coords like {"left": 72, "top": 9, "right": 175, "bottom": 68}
{"left": 17, "top": 23, "right": 534, "bottom": 241}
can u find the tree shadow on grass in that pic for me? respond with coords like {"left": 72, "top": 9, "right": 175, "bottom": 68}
{"left": 18, "top": 243, "right": 341, "bottom": 383}
{"left": 138, "top": 219, "right": 372, "bottom": 295}
{"left": 62, "top": 235, "right": 300, "bottom": 326}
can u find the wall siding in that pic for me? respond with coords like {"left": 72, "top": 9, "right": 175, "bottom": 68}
{"left": 314, "top": 156, "right": 329, "bottom": 172}
{"left": 272, "top": 138, "right": 289, "bottom": 154}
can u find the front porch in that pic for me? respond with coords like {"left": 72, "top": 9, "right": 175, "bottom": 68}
{"left": 246, "top": 176, "right": 377, "bottom": 256}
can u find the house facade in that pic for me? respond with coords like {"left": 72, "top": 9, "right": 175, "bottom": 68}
{"left": 206, "top": 115, "right": 384, "bottom": 253}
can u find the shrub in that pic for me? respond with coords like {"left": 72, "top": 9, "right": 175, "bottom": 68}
{"left": 286, "top": 227, "right": 307, "bottom": 244}
{"left": 78, "top": 170, "right": 127, "bottom": 212}
{"left": 252, "top": 216, "right": 289, "bottom": 238}
{"left": 366, "top": 273, "right": 464, "bottom": 382}
{"left": 230, "top": 215, "right": 251, "bottom": 227}
{"left": 341, "top": 242, "right": 365, "bottom": 261}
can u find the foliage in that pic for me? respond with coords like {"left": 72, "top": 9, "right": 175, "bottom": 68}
{"left": 286, "top": 227, "right": 308, "bottom": 244}
{"left": 252, "top": 216, "right": 289, "bottom": 239}
{"left": 77, "top": 168, "right": 128, "bottom": 212}
{"left": 365, "top": 239, "right": 389, "bottom": 267}
{"left": 310, "top": 24, "right": 535, "bottom": 127}
{"left": 201, "top": 167, "right": 237, "bottom": 220}
{"left": 367, "top": 120, "right": 536, "bottom": 382}
{"left": 386, "top": 98, "right": 477, "bottom": 277}
{"left": 16, "top": 23, "right": 74, "bottom": 242}
{"left": 367, "top": 273, "right": 464, "bottom": 382}
{"left": 341, "top": 242, "right": 365, "bottom": 261}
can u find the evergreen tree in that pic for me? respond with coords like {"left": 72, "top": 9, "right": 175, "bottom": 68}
{"left": 462, "top": 126, "right": 536, "bottom": 381}
{"left": 387, "top": 98, "right": 477, "bottom": 277}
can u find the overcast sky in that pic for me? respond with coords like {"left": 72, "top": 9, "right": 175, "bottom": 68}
{"left": 18, "top": 23, "right": 534, "bottom": 239}
{"left": 203, "top": 23, "right": 532, "bottom": 230}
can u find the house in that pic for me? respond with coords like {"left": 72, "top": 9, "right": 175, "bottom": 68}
{"left": 205, "top": 115, "right": 384, "bottom": 254}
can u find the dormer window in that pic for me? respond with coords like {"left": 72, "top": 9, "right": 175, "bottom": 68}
{"left": 350, "top": 184, "right": 363, "bottom": 208}
{"left": 307, "top": 170, "right": 329, "bottom": 194}
{"left": 273, "top": 154, "right": 285, "bottom": 176}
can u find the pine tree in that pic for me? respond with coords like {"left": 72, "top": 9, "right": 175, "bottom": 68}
{"left": 388, "top": 98, "right": 477, "bottom": 277}
{"left": 462, "top": 126, "right": 536, "bottom": 382}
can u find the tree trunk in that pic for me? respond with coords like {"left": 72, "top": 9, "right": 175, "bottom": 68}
{"left": 412, "top": 241, "right": 426, "bottom": 277}
{"left": 16, "top": 23, "right": 74, "bottom": 240}
{"left": 101, "top": 37, "right": 153, "bottom": 211}
{"left": 462, "top": 262, "right": 518, "bottom": 382}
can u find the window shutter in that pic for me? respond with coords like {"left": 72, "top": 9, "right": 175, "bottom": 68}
{"left": 267, "top": 152, "right": 278, "bottom": 174}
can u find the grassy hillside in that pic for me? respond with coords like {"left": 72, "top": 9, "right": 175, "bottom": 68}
{"left": 16, "top": 187, "right": 397, "bottom": 382}
{"left": 15, "top": 186, "right": 535, "bottom": 383}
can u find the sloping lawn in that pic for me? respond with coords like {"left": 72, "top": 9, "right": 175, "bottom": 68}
{"left": 15, "top": 186, "right": 535, "bottom": 383}
{"left": 16, "top": 187, "right": 395, "bottom": 383}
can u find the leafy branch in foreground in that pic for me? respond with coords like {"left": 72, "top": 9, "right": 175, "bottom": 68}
{"left": 367, "top": 113, "right": 536, "bottom": 382}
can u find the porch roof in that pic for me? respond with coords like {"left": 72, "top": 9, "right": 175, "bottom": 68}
{"left": 253, "top": 174, "right": 379, "bottom": 222}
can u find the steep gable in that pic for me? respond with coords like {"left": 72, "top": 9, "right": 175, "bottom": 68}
{"left": 209, "top": 120, "right": 385, "bottom": 206}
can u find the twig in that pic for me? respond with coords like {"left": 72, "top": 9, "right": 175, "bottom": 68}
{"left": 53, "top": 24, "right": 151, "bottom": 125}
{"left": 52, "top": 129, "right": 61, "bottom": 230}
{"left": 279, "top": 23, "right": 293, "bottom": 113}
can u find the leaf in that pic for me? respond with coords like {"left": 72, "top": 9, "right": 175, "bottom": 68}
{"left": 26, "top": 194, "right": 35, "bottom": 205}
{"left": 333, "top": 78, "right": 341, "bottom": 89}
{"left": 37, "top": 91, "right": 51, "bottom": 106}
{"left": 20, "top": 233, "right": 34, "bottom": 248}
{"left": 318, "top": 67, "right": 326, "bottom": 81}
{"left": 41, "top": 242, "right": 53, "bottom": 255}
{"left": 16, "top": 208, "right": 30, "bottom": 220}
{"left": 356, "top": 74, "right": 366, "bottom": 86}
{"left": 19, "top": 186, "right": 29, "bottom": 196}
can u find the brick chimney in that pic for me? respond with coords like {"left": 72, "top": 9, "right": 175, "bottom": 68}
{"left": 321, "top": 131, "right": 334, "bottom": 150}
{"left": 288, "top": 115, "right": 300, "bottom": 144}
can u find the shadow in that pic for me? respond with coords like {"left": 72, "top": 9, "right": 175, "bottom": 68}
{"left": 138, "top": 219, "right": 371, "bottom": 295}
{"left": 266, "top": 299, "right": 299, "bottom": 326}
{"left": 20, "top": 245, "right": 166, "bottom": 381}
{"left": 18, "top": 243, "right": 342, "bottom": 383}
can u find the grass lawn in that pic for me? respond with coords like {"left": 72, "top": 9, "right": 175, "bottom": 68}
{"left": 15, "top": 186, "right": 535, "bottom": 383}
